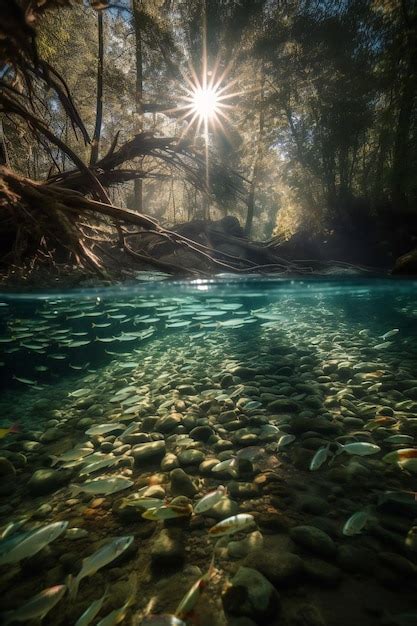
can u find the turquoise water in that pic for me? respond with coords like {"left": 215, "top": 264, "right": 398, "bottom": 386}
{"left": 1, "top": 277, "right": 417, "bottom": 625}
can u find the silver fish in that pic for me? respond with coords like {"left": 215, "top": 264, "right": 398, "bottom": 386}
{"left": 1, "top": 585, "right": 66, "bottom": 625}
{"left": 342, "top": 510, "right": 372, "bottom": 536}
{"left": 0, "top": 521, "right": 68, "bottom": 566}
{"left": 68, "top": 536, "right": 133, "bottom": 599}
{"left": 309, "top": 444, "right": 331, "bottom": 471}
{"left": 85, "top": 423, "right": 124, "bottom": 436}
{"left": 69, "top": 476, "right": 133, "bottom": 497}
{"left": 194, "top": 486, "right": 227, "bottom": 514}
{"left": 208, "top": 514, "right": 255, "bottom": 537}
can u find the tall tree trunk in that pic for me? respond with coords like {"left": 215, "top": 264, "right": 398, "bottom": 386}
{"left": 245, "top": 67, "right": 265, "bottom": 237}
{"left": 132, "top": 0, "right": 144, "bottom": 212}
{"left": 0, "top": 118, "right": 9, "bottom": 167}
{"left": 90, "top": 11, "right": 104, "bottom": 166}
{"left": 391, "top": 3, "right": 417, "bottom": 208}
{"left": 391, "top": 71, "right": 416, "bottom": 208}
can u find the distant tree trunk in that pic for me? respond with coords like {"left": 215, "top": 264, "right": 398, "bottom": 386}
{"left": 90, "top": 11, "right": 104, "bottom": 166}
{"left": 132, "top": 0, "right": 144, "bottom": 212}
{"left": 0, "top": 118, "right": 9, "bottom": 167}
{"left": 391, "top": 72, "right": 416, "bottom": 208}
{"left": 391, "top": 3, "right": 417, "bottom": 208}
{"left": 245, "top": 67, "right": 265, "bottom": 237}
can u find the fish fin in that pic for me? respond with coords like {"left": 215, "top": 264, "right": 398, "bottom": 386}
{"left": 50, "top": 455, "right": 59, "bottom": 467}
{"left": 69, "top": 484, "right": 82, "bottom": 498}
{"left": 334, "top": 442, "right": 345, "bottom": 457}
{"left": 66, "top": 574, "right": 80, "bottom": 601}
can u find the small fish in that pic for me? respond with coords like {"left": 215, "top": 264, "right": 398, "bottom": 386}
{"left": 276, "top": 434, "right": 296, "bottom": 450}
{"left": 0, "top": 518, "right": 29, "bottom": 540}
{"left": 123, "top": 497, "right": 164, "bottom": 510}
{"left": 243, "top": 401, "right": 262, "bottom": 411}
{"left": 78, "top": 456, "right": 122, "bottom": 477}
{"left": 70, "top": 388, "right": 91, "bottom": 398}
{"left": 211, "top": 458, "right": 238, "bottom": 477}
{"left": 194, "top": 486, "right": 227, "bottom": 514}
{"left": 50, "top": 447, "right": 93, "bottom": 466}
{"left": 374, "top": 341, "right": 393, "bottom": 350}
{"left": 74, "top": 588, "right": 108, "bottom": 626}
{"left": 384, "top": 435, "right": 414, "bottom": 445}
{"left": 142, "top": 504, "right": 192, "bottom": 521}
{"left": 0, "top": 521, "right": 68, "bottom": 566}
{"left": 342, "top": 510, "right": 372, "bottom": 536}
{"left": 13, "top": 376, "right": 37, "bottom": 385}
{"left": 383, "top": 448, "right": 417, "bottom": 464}
{"left": 96, "top": 577, "right": 136, "bottom": 626}
{"left": 380, "top": 328, "right": 399, "bottom": 340}
{"left": 70, "top": 477, "right": 133, "bottom": 497}
{"left": 141, "top": 616, "right": 186, "bottom": 625}
{"left": 309, "top": 444, "right": 331, "bottom": 471}
{"left": 85, "top": 423, "right": 124, "bottom": 436}
{"left": 0, "top": 422, "right": 19, "bottom": 440}
{"left": 1, "top": 585, "right": 66, "bottom": 625}
{"left": 337, "top": 442, "right": 381, "bottom": 456}
{"left": 67, "top": 536, "right": 133, "bottom": 599}
{"left": 175, "top": 559, "right": 215, "bottom": 620}
{"left": 208, "top": 513, "right": 255, "bottom": 537}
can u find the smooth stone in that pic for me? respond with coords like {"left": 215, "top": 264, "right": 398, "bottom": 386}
{"left": 27, "top": 468, "right": 71, "bottom": 495}
{"left": 66, "top": 527, "right": 89, "bottom": 540}
{"left": 0, "top": 456, "right": 16, "bottom": 477}
{"left": 190, "top": 425, "right": 214, "bottom": 442}
{"left": 290, "top": 525, "right": 336, "bottom": 559}
{"left": 40, "top": 428, "right": 64, "bottom": 443}
{"left": 154, "top": 414, "right": 182, "bottom": 433}
{"left": 204, "top": 497, "right": 239, "bottom": 520}
{"left": 244, "top": 545, "right": 303, "bottom": 587}
{"left": 170, "top": 468, "right": 198, "bottom": 498}
{"left": 151, "top": 528, "right": 185, "bottom": 573}
{"left": 199, "top": 459, "right": 220, "bottom": 474}
{"left": 289, "top": 416, "right": 341, "bottom": 435}
{"left": 255, "top": 511, "right": 291, "bottom": 533}
{"left": 228, "top": 481, "right": 259, "bottom": 499}
{"left": 222, "top": 566, "right": 280, "bottom": 624}
{"left": 228, "top": 531, "right": 263, "bottom": 559}
{"left": 337, "top": 545, "right": 377, "bottom": 574}
{"left": 268, "top": 398, "right": 300, "bottom": 413}
{"left": 298, "top": 495, "right": 329, "bottom": 516}
{"left": 178, "top": 449, "right": 205, "bottom": 466}
{"left": 379, "top": 552, "right": 417, "bottom": 577}
{"left": 33, "top": 503, "right": 53, "bottom": 519}
{"left": 303, "top": 558, "right": 342, "bottom": 587}
{"left": 161, "top": 453, "right": 179, "bottom": 471}
{"left": 132, "top": 441, "right": 166, "bottom": 466}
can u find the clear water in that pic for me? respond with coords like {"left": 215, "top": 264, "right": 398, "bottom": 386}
{"left": 1, "top": 277, "right": 417, "bottom": 625}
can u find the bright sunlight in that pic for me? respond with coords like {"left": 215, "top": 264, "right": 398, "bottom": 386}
{"left": 191, "top": 86, "right": 220, "bottom": 121}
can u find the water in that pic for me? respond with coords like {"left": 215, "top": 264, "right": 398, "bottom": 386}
{"left": 1, "top": 277, "right": 417, "bottom": 625}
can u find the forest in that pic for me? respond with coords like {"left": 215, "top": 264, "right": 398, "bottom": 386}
{"left": 1, "top": 0, "right": 417, "bottom": 283}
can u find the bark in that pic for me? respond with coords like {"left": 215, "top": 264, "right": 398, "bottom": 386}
{"left": 244, "top": 66, "right": 265, "bottom": 237}
{"left": 132, "top": 0, "right": 144, "bottom": 212}
{"left": 90, "top": 11, "right": 104, "bottom": 166}
{"left": 0, "top": 119, "right": 10, "bottom": 167}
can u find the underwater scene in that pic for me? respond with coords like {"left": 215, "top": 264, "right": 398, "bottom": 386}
{"left": 1, "top": 277, "right": 417, "bottom": 626}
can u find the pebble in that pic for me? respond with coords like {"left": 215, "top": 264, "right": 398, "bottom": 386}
{"left": 27, "top": 468, "right": 72, "bottom": 495}
{"left": 222, "top": 566, "right": 280, "bottom": 623}
{"left": 132, "top": 440, "right": 166, "bottom": 466}
{"left": 170, "top": 468, "right": 198, "bottom": 498}
{"left": 290, "top": 525, "right": 337, "bottom": 559}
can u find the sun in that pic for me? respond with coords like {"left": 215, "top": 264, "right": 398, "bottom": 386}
{"left": 191, "top": 86, "right": 220, "bottom": 122}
